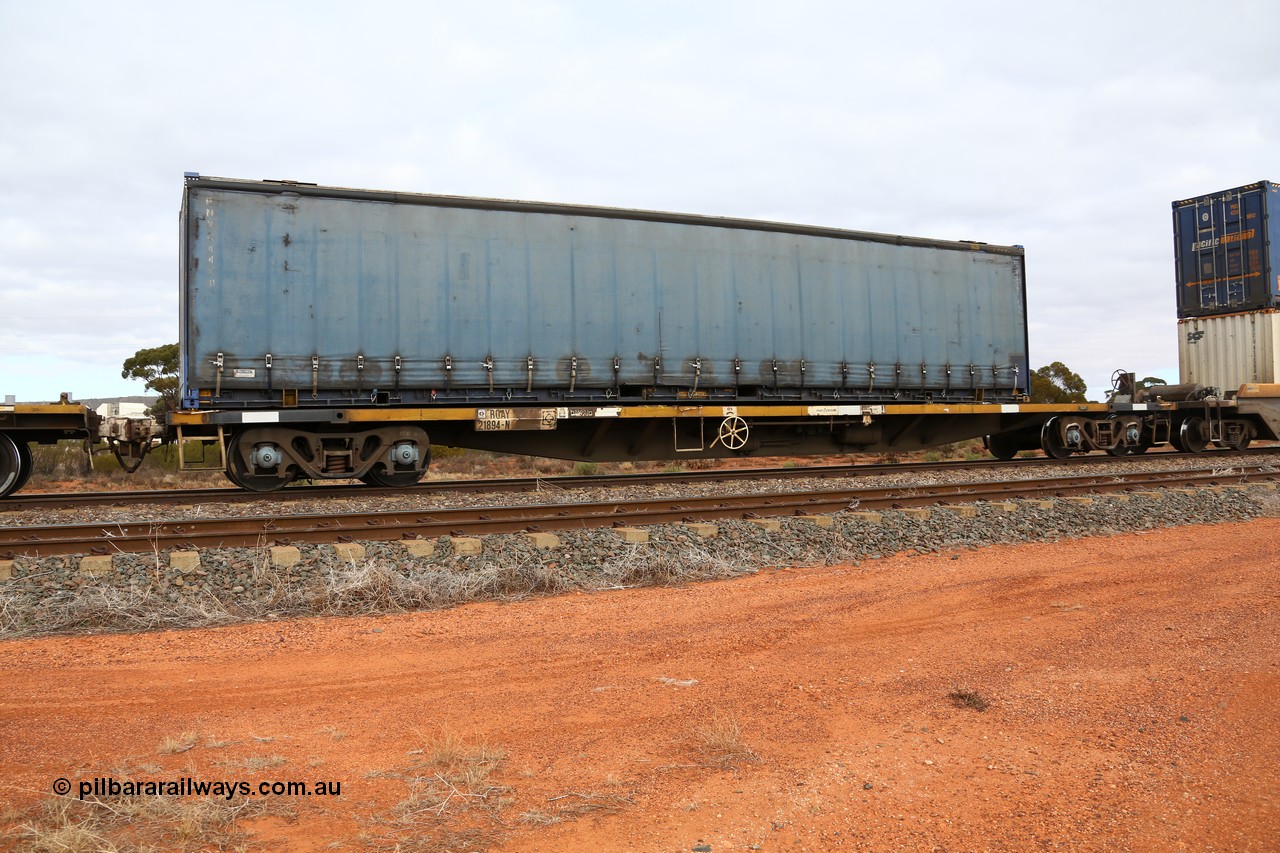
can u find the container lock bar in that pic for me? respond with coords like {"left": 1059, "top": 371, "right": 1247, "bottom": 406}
{"left": 394, "top": 355, "right": 402, "bottom": 390}
{"left": 527, "top": 356, "right": 535, "bottom": 393}
{"left": 311, "top": 355, "right": 319, "bottom": 399}
{"left": 214, "top": 352, "right": 224, "bottom": 398}
{"left": 570, "top": 356, "right": 578, "bottom": 394}
{"left": 265, "top": 353, "right": 273, "bottom": 391}
{"left": 483, "top": 356, "right": 494, "bottom": 394}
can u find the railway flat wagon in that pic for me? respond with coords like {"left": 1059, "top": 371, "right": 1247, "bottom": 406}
{"left": 0, "top": 398, "right": 100, "bottom": 499}
{"left": 176, "top": 175, "right": 1053, "bottom": 490}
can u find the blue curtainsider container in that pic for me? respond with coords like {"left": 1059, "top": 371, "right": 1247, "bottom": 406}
{"left": 180, "top": 176, "right": 1029, "bottom": 408}
{"left": 1173, "top": 180, "right": 1280, "bottom": 319}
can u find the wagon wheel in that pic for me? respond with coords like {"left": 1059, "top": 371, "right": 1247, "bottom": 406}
{"left": 0, "top": 434, "right": 23, "bottom": 499}
{"left": 359, "top": 441, "right": 430, "bottom": 488}
{"left": 1039, "top": 418, "right": 1073, "bottom": 459}
{"left": 716, "top": 416, "right": 750, "bottom": 451}
{"left": 224, "top": 433, "right": 294, "bottom": 492}
{"left": 13, "top": 439, "right": 33, "bottom": 492}
{"left": 1178, "top": 416, "right": 1209, "bottom": 454}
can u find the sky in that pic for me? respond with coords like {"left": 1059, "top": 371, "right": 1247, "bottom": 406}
{"left": 2, "top": 0, "right": 1277, "bottom": 403}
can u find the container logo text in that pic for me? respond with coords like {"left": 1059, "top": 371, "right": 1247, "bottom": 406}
{"left": 1194, "top": 228, "right": 1255, "bottom": 251}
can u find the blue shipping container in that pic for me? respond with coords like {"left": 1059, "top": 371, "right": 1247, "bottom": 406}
{"left": 1173, "top": 180, "right": 1280, "bottom": 318}
{"left": 180, "top": 176, "right": 1030, "bottom": 407}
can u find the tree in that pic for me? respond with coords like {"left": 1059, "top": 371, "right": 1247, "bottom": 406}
{"left": 1030, "top": 361, "right": 1088, "bottom": 404}
{"left": 121, "top": 343, "right": 180, "bottom": 415}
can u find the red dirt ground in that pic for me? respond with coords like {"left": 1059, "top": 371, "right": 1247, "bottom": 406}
{"left": 1, "top": 519, "right": 1277, "bottom": 851}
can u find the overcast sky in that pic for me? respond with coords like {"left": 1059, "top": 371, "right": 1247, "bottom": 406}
{"left": 2, "top": 0, "right": 1277, "bottom": 403}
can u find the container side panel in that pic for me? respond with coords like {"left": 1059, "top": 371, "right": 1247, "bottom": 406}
{"left": 1270, "top": 184, "right": 1280, "bottom": 306}
{"left": 797, "top": 249, "right": 844, "bottom": 387}
{"left": 484, "top": 232, "right": 529, "bottom": 385}
{"left": 765, "top": 246, "right": 803, "bottom": 387}
{"left": 182, "top": 182, "right": 1028, "bottom": 404}
{"left": 1178, "top": 311, "right": 1280, "bottom": 390}
{"left": 692, "top": 232, "right": 734, "bottom": 386}
{"left": 613, "top": 236, "right": 659, "bottom": 384}
{"left": 863, "top": 244, "right": 900, "bottom": 387}
{"left": 727, "top": 245, "right": 773, "bottom": 385}
{"left": 566, "top": 216, "right": 622, "bottom": 386}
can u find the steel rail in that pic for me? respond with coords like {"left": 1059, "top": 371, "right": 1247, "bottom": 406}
{"left": 2, "top": 465, "right": 1275, "bottom": 558}
{"left": 5, "top": 446, "right": 1277, "bottom": 512}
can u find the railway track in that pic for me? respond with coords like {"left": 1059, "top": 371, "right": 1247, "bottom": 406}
{"left": 5, "top": 446, "right": 1278, "bottom": 511}
{"left": 3, "top": 463, "right": 1275, "bottom": 558}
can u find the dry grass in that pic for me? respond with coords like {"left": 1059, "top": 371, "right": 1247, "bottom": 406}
{"left": 410, "top": 727, "right": 507, "bottom": 792}
{"left": 0, "top": 543, "right": 754, "bottom": 641}
{"left": 359, "top": 728, "right": 513, "bottom": 852}
{"left": 217, "top": 754, "right": 287, "bottom": 772}
{"left": 1256, "top": 492, "right": 1280, "bottom": 516}
{"left": 10, "top": 791, "right": 290, "bottom": 852}
{"left": 948, "top": 687, "right": 991, "bottom": 712}
{"left": 539, "top": 790, "right": 634, "bottom": 821}
{"left": 156, "top": 731, "right": 200, "bottom": 755}
{"left": 690, "top": 715, "right": 756, "bottom": 768}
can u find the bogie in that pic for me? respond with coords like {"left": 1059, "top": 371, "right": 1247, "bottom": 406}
{"left": 224, "top": 425, "right": 431, "bottom": 490}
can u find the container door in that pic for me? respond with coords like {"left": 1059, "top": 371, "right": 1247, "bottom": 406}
{"left": 1217, "top": 190, "right": 1247, "bottom": 308}
{"left": 1192, "top": 197, "right": 1220, "bottom": 313}
{"left": 1184, "top": 187, "right": 1267, "bottom": 316}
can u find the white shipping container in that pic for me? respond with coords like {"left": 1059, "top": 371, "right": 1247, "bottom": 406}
{"left": 1178, "top": 310, "right": 1280, "bottom": 392}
